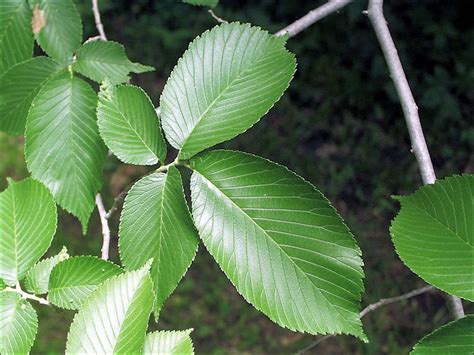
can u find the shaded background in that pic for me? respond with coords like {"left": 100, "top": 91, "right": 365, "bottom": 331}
{"left": 1, "top": 0, "right": 473, "bottom": 353}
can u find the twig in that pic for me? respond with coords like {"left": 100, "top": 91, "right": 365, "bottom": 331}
{"left": 92, "top": 0, "right": 107, "bottom": 40}
{"left": 5, "top": 282, "right": 50, "bottom": 306}
{"left": 95, "top": 193, "right": 110, "bottom": 260}
{"left": 105, "top": 190, "right": 127, "bottom": 219}
{"left": 367, "top": 0, "right": 464, "bottom": 319}
{"left": 298, "top": 285, "right": 435, "bottom": 353}
{"left": 275, "top": 0, "right": 352, "bottom": 38}
{"left": 208, "top": 9, "right": 227, "bottom": 24}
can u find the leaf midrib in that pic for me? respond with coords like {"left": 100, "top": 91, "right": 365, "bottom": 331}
{"left": 194, "top": 171, "right": 349, "bottom": 327}
{"left": 179, "top": 44, "right": 278, "bottom": 153}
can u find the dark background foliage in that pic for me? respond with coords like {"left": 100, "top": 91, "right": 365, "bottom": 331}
{"left": 1, "top": 0, "right": 473, "bottom": 353}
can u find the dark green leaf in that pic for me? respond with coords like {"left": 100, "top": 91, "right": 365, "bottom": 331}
{"left": 190, "top": 150, "right": 365, "bottom": 339}
{"left": 0, "top": 0, "right": 33, "bottom": 74}
{"left": 73, "top": 40, "right": 153, "bottom": 85}
{"left": 0, "top": 178, "right": 57, "bottom": 286}
{"left": 0, "top": 56, "right": 62, "bottom": 135}
{"left": 411, "top": 315, "right": 474, "bottom": 355}
{"left": 48, "top": 256, "right": 122, "bottom": 310}
{"left": 29, "top": 0, "right": 82, "bottom": 64}
{"left": 182, "top": 0, "right": 218, "bottom": 7}
{"left": 391, "top": 174, "right": 474, "bottom": 301}
{"left": 97, "top": 83, "right": 166, "bottom": 165}
{"left": 161, "top": 23, "right": 296, "bottom": 159}
{"left": 119, "top": 167, "right": 198, "bottom": 317}
{"left": 25, "top": 72, "right": 107, "bottom": 233}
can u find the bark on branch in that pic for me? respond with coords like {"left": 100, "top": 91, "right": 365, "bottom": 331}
{"left": 367, "top": 0, "right": 464, "bottom": 319}
{"left": 92, "top": 0, "right": 107, "bottom": 40}
{"left": 275, "top": 0, "right": 352, "bottom": 38}
{"left": 95, "top": 193, "right": 111, "bottom": 260}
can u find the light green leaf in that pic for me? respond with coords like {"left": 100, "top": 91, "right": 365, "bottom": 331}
{"left": 411, "top": 315, "right": 474, "bottom": 355}
{"left": 29, "top": 0, "right": 82, "bottom": 64}
{"left": 25, "top": 72, "right": 107, "bottom": 233}
{"left": 144, "top": 329, "right": 194, "bottom": 354}
{"left": 0, "top": 291, "right": 38, "bottom": 355}
{"left": 189, "top": 150, "right": 365, "bottom": 339}
{"left": 391, "top": 174, "right": 474, "bottom": 301}
{"left": 97, "top": 83, "right": 167, "bottom": 165}
{"left": 182, "top": 0, "right": 218, "bottom": 7}
{"left": 0, "top": 56, "right": 62, "bottom": 135}
{"left": 66, "top": 262, "right": 153, "bottom": 354}
{"left": 161, "top": 23, "right": 296, "bottom": 159}
{"left": 119, "top": 167, "right": 198, "bottom": 317}
{"left": 0, "top": 279, "right": 5, "bottom": 290}
{"left": 0, "top": 178, "right": 57, "bottom": 286}
{"left": 24, "top": 246, "right": 68, "bottom": 295}
{"left": 48, "top": 256, "right": 122, "bottom": 310}
{"left": 73, "top": 40, "right": 154, "bottom": 85}
{"left": 0, "top": 0, "right": 33, "bottom": 74}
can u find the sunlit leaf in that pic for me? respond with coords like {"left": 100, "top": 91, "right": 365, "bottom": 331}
{"left": 0, "top": 291, "right": 38, "bottom": 354}
{"left": 48, "top": 256, "right": 122, "bottom": 310}
{"left": 119, "top": 167, "right": 198, "bottom": 317}
{"left": 25, "top": 72, "right": 107, "bottom": 233}
{"left": 190, "top": 150, "right": 365, "bottom": 339}
{"left": 66, "top": 262, "right": 153, "bottom": 354}
{"left": 97, "top": 83, "right": 166, "bottom": 165}
{"left": 144, "top": 329, "right": 194, "bottom": 354}
{"left": 391, "top": 174, "right": 474, "bottom": 301}
{"left": 73, "top": 40, "right": 153, "bottom": 85}
{"left": 161, "top": 23, "right": 295, "bottom": 159}
{"left": 0, "top": 178, "right": 56, "bottom": 285}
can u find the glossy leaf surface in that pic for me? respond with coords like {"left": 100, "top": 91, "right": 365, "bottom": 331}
{"left": 97, "top": 83, "right": 166, "bottom": 165}
{"left": 411, "top": 315, "right": 474, "bottom": 355}
{"left": 391, "top": 174, "right": 474, "bottom": 301}
{"left": 119, "top": 167, "right": 198, "bottom": 317}
{"left": 25, "top": 72, "right": 107, "bottom": 233}
{"left": 48, "top": 256, "right": 122, "bottom": 310}
{"left": 161, "top": 23, "right": 295, "bottom": 159}
{"left": 0, "top": 0, "right": 33, "bottom": 74}
{"left": 73, "top": 40, "right": 153, "bottom": 84}
{"left": 0, "top": 56, "right": 62, "bottom": 135}
{"left": 190, "top": 150, "right": 365, "bottom": 338}
{"left": 0, "top": 178, "right": 56, "bottom": 285}
{"left": 66, "top": 263, "right": 153, "bottom": 354}
{"left": 0, "top": 292, "right": 38, "bottom": 354}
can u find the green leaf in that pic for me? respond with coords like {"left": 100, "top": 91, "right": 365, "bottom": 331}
{"left": 73, "top": 40, "right": 154, "bottom": 85}
{"left": 119, "top": 166, "right": 198, "bottom": 317}
{"left": 0, "top": 291, "right": 38, "bottom": 354}
{"left": 411, "top": 315, "right": 474, "bottom": 355}
{"left": 0, "top": 178, "right": 57, "bottom": 286}
{"left": 97, "top": 83, "right": 167, "bottom": 165}
{"left": 0, "top": 279, "right": 5, "bottom": 290}
{"left": 29, "top": 0, "right": 82, "bottom": 64}
{"left": 0, "top": 56, "right": 62, "bottom": 135}
{"left": 182, "top": 0, "right": 218, "bottom": 7}
{"left": 189, "top": 150, "right": 365, "bottom": 339}
{"left": 144, "top": 329, "right": 194, "bottom": 354}
{"left": 66, "top": 262, "right": 153, "bottom": 354}
{"left": 24, "top": 246, "right": 68, "bottom": 295}
{"left": 161, "top": 23, "right": 296, "bottom": 159}
{"left": 391, "top": 174, "right": 474, "bottom": 301}
{"left": 0, "top": 0, "right": 33, "bottom": 74}
{"left": 48, "top": 256, "right": 122, "bottom": 310}
{"left": 25, "top": 72, "right": 107, "bottom": 233}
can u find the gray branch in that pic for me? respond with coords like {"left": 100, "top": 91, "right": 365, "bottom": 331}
{"left": 367, "top": 0, "right": 464, "bottom": 319}
{"left": 275, "top": 0, "right": 352, "bottom": 38}
{"left": 92, "top": 0, "right": 107, "bottom": 40}
{"left": 95, "top": 193, "right": 111, "bottom": 260}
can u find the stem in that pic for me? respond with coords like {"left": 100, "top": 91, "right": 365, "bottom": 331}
{"left": 299, "top": 285, "right": 436, "bottom": 353}
{"left": 367, "top": 0, "right": 464, "bottom": 319}
{"left": 156, "top": 157, "right": 182, "bottom": 173}
{"left": 95, "top": 193, "right": 110, "bottom": 260}
{"left": 275, "top": 0, "right": 352, "bottom": 38}
{"left": 5, "top": 282, "right": 50, "bottom": 306}
{"left": 208, "top": 9, "right": 227, "bottom": 24}
{"left": 92, "top": 0, "right": 107, "bottom": 40}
